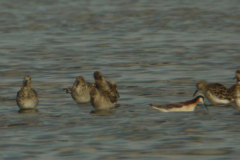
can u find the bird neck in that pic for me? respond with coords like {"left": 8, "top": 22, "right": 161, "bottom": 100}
{"left": 96, "top": 79, "right": 109, "bottom": 91}
{"left": 22, "top": 83, "right": 31, "bottom": 89}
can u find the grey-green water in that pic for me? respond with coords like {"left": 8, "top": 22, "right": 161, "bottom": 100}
{"left": 1, "top": 0, "right": 240, "bottom": 159}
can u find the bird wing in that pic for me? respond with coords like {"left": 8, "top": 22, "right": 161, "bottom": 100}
{"left": 108, "top": 81, "right": 120, "bottom": 98}
{"left": 28, "top": 89, "right": 38, "bottom": 98}
{"left": 208, "top": 83, "right": 231, "bottom": 100}
{"left": 150, "top": 103, "right": 182, "bottom": 109}
{"left": 104, "top": 90, "right": 119, "bottom": 103}
{"left": 63, "top": 87, "right": 72, "bottom": 93}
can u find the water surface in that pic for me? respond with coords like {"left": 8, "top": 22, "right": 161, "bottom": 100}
{"left": 1, "top": 0, "right": 240, "bottom": 159}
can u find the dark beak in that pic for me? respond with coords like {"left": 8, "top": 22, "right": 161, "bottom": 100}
{"left": 76, "top": 81, "right": 80, "bottom": 86}
{"left": 193, "top": 89, "right": 198, "bottom": 97}
{"left": 23, "top": 80, "right": 28, "bottom": 86}
{"left": 204, "top": 102, "right": 209, "bottom": 112}
{"left": 233, "top": 76, "right": 237, "bottom": 80}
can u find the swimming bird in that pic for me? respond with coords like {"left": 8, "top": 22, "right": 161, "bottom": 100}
{"left": 16, "top": 75, "right": 39, "bottom": 110}
{"left": 63, "top": 76, "right": 94, "bottom": 103}
{"left": 90, "top": 87, "right": 117, "bottom": 111}
{"left": 150, "top": 96, "right": 208, "bottom": 112}
{"left": 90, "top": 71, "right": 120, "bottom": 111}
{"left": 94, "top": 71, "right": 120, "bottom": 100}
{"left": 228, "top": 70, "right": 240, "bottom": 107}
{"left": 193, "top": 80, "right": 232, "bottom": 105}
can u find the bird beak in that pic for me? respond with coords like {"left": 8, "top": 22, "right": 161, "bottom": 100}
{"left": 204, "top": 102, "right": 209, "bottom": 112}
{"left": 193, "top": 89, "right": 198, "bottom": 97}
{"left": 233, "top": 76, "right": 237, "bottom": 80}
{"left": 23, "top": 80, "right": 28, "bottom": 86}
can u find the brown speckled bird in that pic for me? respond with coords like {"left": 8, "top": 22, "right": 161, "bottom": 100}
{"left": 17, "top": 75, "right": 39, "bottom": 110}
{"left": 63, "top": 76, "right": 94, "bottom": 103}
{"left": 193, "top": 80, "right": 233, "bottom": 105}
{"left": 90, "top": 71, "right": 120, "bottom": 111}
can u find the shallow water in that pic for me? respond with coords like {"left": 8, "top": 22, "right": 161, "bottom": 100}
{"left": 1, "top": 0, "right": 240, "bottom": 159}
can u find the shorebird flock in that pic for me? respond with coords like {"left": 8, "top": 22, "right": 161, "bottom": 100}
{"left": 17, "top": 71, "right": 120, "bottom": 112}
{"left": 16, "top": 70, "right": 240, "bottom": 113}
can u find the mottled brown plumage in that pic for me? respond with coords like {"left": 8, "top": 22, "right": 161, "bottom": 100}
{"left": 228, "top": 70, "right": 240, "bottom": 107}
{"left": 193, "top": 80, "right": 232, "bottom": 105}
{"left": 106, "top": 80, "right": 120, "bottom": 103}
{"left": 90, "top": 87, "right": 116, "bottom": 111}
{"left": 63, "top": 76, "right": 94, "bottom": 103}
{"left": 207, "top": 83, "right": 230, "bottom": 99}
{"left": 90, "top": 71, "right": 120, "bottom": 111}
{"left": 17, "top": 75, "right": 39, "bottom": 110}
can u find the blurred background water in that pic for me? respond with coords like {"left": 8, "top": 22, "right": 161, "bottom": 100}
{"left": 0, "top": 0, "right": 240, "bottom": 159}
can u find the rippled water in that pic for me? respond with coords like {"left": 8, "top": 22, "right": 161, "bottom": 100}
{"left": 1, "top": 0, "right": 240, "bottom": 159}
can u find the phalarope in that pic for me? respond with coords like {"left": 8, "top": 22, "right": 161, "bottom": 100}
{"left": 150, "top": 96, "right": 208, "bottom": 112}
